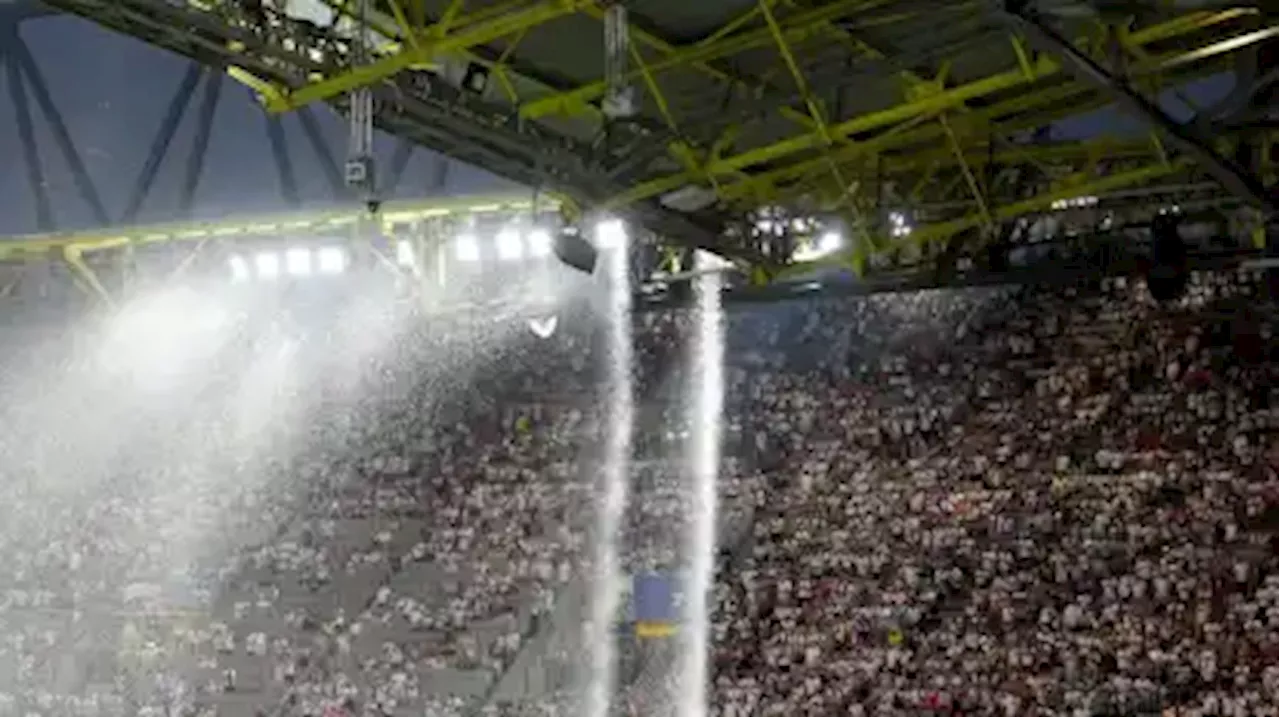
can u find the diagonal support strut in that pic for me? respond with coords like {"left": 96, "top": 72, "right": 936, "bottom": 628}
{"left": 997, "top": 3, "right": 1276, "bottom": 215}
{"left": 123, "top": 64, "right": 202, "bottom": 222}
{"left": 11, "top": 33, "right": 110, "bottom": 226}
{"left": 2, "top": 35, "right": 53, "bottom": 231}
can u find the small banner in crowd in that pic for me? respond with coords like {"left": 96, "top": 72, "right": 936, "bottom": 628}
{"left": 632, "top": 572, "right": 677, "bottom": 638}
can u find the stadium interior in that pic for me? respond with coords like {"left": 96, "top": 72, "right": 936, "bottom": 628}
{"left": 0, "top": 1, "right": 1275, "bottom": 716}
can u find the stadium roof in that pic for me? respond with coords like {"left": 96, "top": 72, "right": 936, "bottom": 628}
{"left": 22, "top": 0, "right": 1280, "bottom": 276}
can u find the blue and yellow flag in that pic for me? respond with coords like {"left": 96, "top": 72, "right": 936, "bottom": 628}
{"left": 632, "top": 573, "right": 677, "bottom": 638}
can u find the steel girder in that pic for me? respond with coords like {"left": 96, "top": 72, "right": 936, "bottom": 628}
{"left": 0, "top": 9, "right": 483, "bottom": 302}
{"left": 997, "top": 0, "right": 1276, "bottom": 215}
{"left": 31, "top": 0, "right": 1280, "bottom": 276}
{"left": 0, "top": 192, "right": 549, "bottom": 259}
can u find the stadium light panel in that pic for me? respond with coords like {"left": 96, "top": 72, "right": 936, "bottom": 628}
{"left": 527, "top": 228, "right": 552, "bottom": 257}
{"left": 255, "top": 252, "right": 281, "bottom": 279}
{"left": 396, "top": 239, "right": 415, "bottom": 267}
{"left": 818, "top": 231, "right": 842, "bottom": 253}
{"left": 286, "top": 248, "right": 312, "bottom": 276}
{"left": 228, "top": 255, "right": 250, "bottom": 283}
{"left": 456, "top": 234, "right": 480, "bottom": 262}
{"left": 496, "top": 229, "right": 523, "bottom": 261}
{"left": 317, "top": 247, "right": 347, "bottom": 274}
{"left": 595, "top": 219, "right": 626, "bottom": 249}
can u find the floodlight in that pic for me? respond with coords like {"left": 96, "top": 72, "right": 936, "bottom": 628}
{"left": 286, "top": 248, "right": 312, "bottom": 276}
{"left": 228, "top": 255, "right": 250, "bottom": 283}
{"left": 317, "top": 247, "right": 347, "bottom": 274}
{"left": 255, "top": 252, "right": 281, "bottom": 279}
{"left": 818, "top": 231, "right": 842, "bottom": 253}
{"left": 527, "top": 228, "right": 552, "bottom": 258}
{"left": 595, "top": 218, "right": 626, "bottom": 249}
{"left": 396, "top": 240, "right": 415, "bottom": 267}
{"left": 496, "top": 229, "right": 523, "bottom": 261}
{"left": 456, "top": 234, "right": 480, "bottom": 262}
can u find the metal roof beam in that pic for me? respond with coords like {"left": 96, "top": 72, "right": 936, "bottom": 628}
{"left": 603, "top": 8, "right": 1263, "bottom": 209}
{"left": 997, "top": 3, "right": 1276, "bottom": 215}
{"left": 519, "top": 0, "right": 898, "bottom": 119}
{"left": 262, "top": 0, "right": 593, "bottom": 112}
{"left": 783, "top": 160, "right": 1189, "bottom": 277}
{"left": 0, "top": 194, "right": 553, "bottom": 260}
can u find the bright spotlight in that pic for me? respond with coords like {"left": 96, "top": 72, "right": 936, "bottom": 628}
{"left": 528, "top": 228, "right": 552, "bottom": 258}
{"left": 255, "top": 252, "right": 281, "bottom": 279}
{"left": 286, "top": 248, "right": 312, "bottom": 276}
{"left": 496, "top": 228, "right": 524, "bottom": 261}
{"left": 396, "top": 239, "right": 415, "bottom": 267}
{"left": 792, "top": 231, "right": 843, "bottom": 262}
{"left": 317, "top": 247, "right": 347, "bottom": 274}
{"left": 456, "top": 234, "right": 480, "bottom": 262}
{"left": 595, "top": 218, "right": 626, "bottom": 249}
{"left": 228, "top": 255, "right": 250, "bottom": 283}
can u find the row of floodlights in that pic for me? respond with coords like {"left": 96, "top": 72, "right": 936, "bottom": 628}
{"left": 1050, "top": 195, "right": 1100, "bottom": 211}
{"left": 452, "top": 228, "right": 554, "bottom": 263}
{"left": 450, "top": 223, "right": 628, "bottom": 264}
{"left": 229, "top": 246, "right": 349, "bottom": 281}
{"left": 225, "top": 223, "right": 630, "bottom": 281}
{"left": 889, "top": 211, "right": 914, "bottom": 239}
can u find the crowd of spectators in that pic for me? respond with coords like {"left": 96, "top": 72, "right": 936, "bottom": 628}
{"left": 0, "top": 267, "right": 1274, "bottom": 717}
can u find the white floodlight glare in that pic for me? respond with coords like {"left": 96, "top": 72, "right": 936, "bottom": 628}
{"left": 455, "top": 234, "right": 481, "bottom": 262}
{"left": 496, "top": 228, "right": 524, "bottom": 261}
{"left": 228, "top": 254, "right": 251, "bottom": 283}
{"left": 286, "top": 247, "right": 313, "bottom": 276}
{"left": 396, "top": 239, "right": 415, "bottom": 267}
{"left": 595, "top": 218, "right": 626, "bottom": 249}
{"left": 255, "top": 252, "right": 281, "bottom": 279}
{"left": 317, "top": 246, "right": 347, "bottom": 274}
{"left": 527, "top": 228, "right": 552, "bottom": 257}
{"left": 791, "top": 231, "right": 843, "bottom": 262}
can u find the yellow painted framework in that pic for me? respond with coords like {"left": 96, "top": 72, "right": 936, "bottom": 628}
{"left": 604, "top": 9, "right": 1269, "bottom": 208}
{"left": 56, "top": 0, "right": 1272, "bottom": 282}
{"left": 0, "top": 193, "right": 554, "bottom": 261}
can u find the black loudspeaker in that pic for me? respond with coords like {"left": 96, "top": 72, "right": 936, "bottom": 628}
{"left": 1147, "top": 213, "right": 1188, "bottom": 302}
{"left": 553, "top": 228, "right": 598, "bottom": 274}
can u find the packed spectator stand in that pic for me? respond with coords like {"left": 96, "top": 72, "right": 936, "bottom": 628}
{"left": 0, "top": 267, "right": 1275, "bottom": 717}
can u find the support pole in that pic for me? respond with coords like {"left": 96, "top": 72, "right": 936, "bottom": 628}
{"left": 178, "top": 70, "right": 223, "bottom": 215}
{"left": 4, "top": 38, "right": 53, "bottom": 231}
{"left": 998, "top": 3, "right": 1275, "bottom": 214}
{"left": 123, "top": 64, "right": 201, "bottom": 222}
{"left": 13, "top": 36, "right": 109, "bottom": 226}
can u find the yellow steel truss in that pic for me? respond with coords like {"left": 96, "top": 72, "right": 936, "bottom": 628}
{"left": 605, "top": 9, "right": 1264, "bottom": 208}
{"left": 36, "top": 0, "right": 1277, "bottom": 280}
{"left": 0, "top": 193, "right": 551, "bottom": 262}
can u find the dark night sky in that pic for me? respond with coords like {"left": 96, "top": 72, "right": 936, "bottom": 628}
{"left": 0, "top": 13, "right": 516, "bottom": 236}
{"left": 0, "top": 12, "right": 1235, "bottom": 237}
